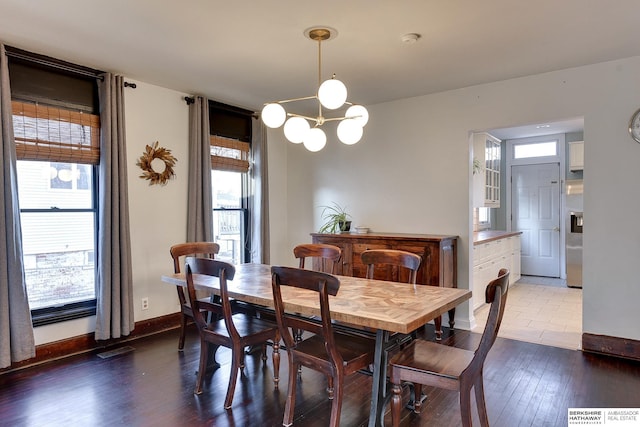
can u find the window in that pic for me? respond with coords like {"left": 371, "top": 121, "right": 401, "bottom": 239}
{"left": 478, "top": 207, "right": 490, "bottom": 227}
{"left": 209, "top": 101, "right": 253, "bottom": 265}
{"left": 8, "top": 48, "right": 101, "bottom": 324}
{"left": 17, "top": 160, "right": 96, "bottom": 311}
{"left": 513, "top": 141, "right": 557, "bottom": 159}
{"left": 212, "top": 169, "right": 246, "bottom": 264}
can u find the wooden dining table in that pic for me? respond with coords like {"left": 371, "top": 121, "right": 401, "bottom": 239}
{"left": 161, "top": 263, "right": 471, "bottom": 427}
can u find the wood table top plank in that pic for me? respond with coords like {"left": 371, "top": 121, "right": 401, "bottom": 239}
{"left": 161, "top": 263, "right": 471, "bottom": 335}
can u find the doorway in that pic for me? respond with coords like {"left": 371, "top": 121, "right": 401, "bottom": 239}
{"left": 505, "top": 133, "right": 566, "bottom": 279}
{"left": 471, "top": 122, "right": 583, "bottom": 350}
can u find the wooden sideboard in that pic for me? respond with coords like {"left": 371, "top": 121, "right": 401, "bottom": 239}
{"left": 311, "top": 232, "right": 458, "bottom": 337}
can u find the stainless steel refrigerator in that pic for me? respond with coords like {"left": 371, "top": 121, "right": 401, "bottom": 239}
{"left": 566, "top": 180, "right": 583, "bottom": 288}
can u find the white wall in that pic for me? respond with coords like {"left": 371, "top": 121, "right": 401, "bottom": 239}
{"left": 35, "top": 56, "right": 640, "bottom": 345}
{"left": 275, "top": 56, "right": 640, "bottom": 340}
{"left": 124, "top": 80, "right": 191, "bottom": 321}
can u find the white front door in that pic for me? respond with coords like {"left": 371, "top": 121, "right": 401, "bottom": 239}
{"left": 511, "top": 163, "right": 561, "bottom": 277}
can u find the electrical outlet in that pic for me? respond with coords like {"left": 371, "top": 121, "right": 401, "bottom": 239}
{"left": 141, "top": 297, "right": 149, "bottom": 310}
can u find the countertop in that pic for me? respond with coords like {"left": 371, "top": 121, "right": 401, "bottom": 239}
{"left": 473, "top": 230, "right": 522, "bottom": 245}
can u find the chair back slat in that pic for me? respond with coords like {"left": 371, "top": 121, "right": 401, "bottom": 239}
{"left": 170, "top": 242, "right": 220, "bottom": 273}
{"left": 294, "top": 243, "right": 342, "bottom": 274}
{"left": 361, "top": 249, "right": 422, "bottom": 284}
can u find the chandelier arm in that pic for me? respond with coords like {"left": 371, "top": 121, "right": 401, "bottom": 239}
{"left": 287, "top": 112, "right": 319, "bottom": 124}
{"left": 322, "top": 114, "right": 364, "bottom": 123}
{"left": 268, "top": 95, "right": 317, "bottom": 105}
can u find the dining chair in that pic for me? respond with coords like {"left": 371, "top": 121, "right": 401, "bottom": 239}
{"left": 293, "top": 243, "right": 342, "bottom": 273}
{"left": 291, "top": 243, "right": 343, "bottom": 347}
{"left": 169, "top": 242, "right": 220, "bottom": 350}
{"left": 271, "top": 266, "right": 376, "bottom": 427}
{"left": 363, "top": 247, "right": 453, "bottom": 341}
{"left": 185, "top": 257, "right": 280, "bottom": 409}
{"left": 389, "top": 268, "right": 510, "bottom": 427}
{"left": 361, "top": 249, "right": 421, "bottom": 284}
{"left": 358, "top": 249, "right": 422, "bottom": 345}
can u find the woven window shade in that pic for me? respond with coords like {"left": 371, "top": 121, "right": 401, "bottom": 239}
{"left": 210, "top": 135, "right": 250, "bottom": 173}
{"left": 12, "top": 100, "right": 100, "bottom": 164}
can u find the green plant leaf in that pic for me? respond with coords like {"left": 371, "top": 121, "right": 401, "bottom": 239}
{"left": 318, "top": 202, "right": 351, "bottom": 233}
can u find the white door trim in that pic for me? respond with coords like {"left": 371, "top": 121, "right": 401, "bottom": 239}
{"left": 505, "top": 133, "right": 566, "bottom": 279}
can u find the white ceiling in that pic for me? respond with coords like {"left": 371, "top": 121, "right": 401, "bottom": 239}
{"left": 489, "top": 117, "right": 585, "bottom": 140}
{"left": 1, "top": 0, "right": 639, "bottom": 137}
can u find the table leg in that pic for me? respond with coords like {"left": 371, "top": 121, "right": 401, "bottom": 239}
{"left": 448, "top": 307, "right": 456, "bottom": 328}
{"left": 434, "top": 316, "right": 443, "bottom": 340}
{"left": 368, "top": 329, "right": 389, "bottom": 427}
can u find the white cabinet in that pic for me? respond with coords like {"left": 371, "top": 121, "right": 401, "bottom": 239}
{"left": 473, "top": 132, "right": 501, "bottom": 208}
{"left": 569, "top": 141, "right": 584, "bottom": 171}
{"left": 472, "top": 234, "right": 521, "bottom": 310}
{"left": 508, "top": 235, "right": 521, "bottom": 285}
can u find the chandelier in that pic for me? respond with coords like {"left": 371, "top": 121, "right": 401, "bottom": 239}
{"left": 261, "top": 27, "right": 369, "bottom": 152}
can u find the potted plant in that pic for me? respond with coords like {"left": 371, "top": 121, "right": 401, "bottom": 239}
{"left": 473, "top": 157, "right": 483, "bottom": 175}
{"left": 318, "top": 202, "right": 352, "bottom": 233}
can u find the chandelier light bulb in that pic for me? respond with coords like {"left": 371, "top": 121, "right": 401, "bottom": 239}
{"left": 337, "top": 119, "right": 363, "bottom": 145}
{"left": 318, "top": 78, "right": 347, "bottom": 110}
{"left": 261, "top": 103, "right": 286, "bottom": 128}
{"left": 283, "top": 117, "right": 310, "bottom": 144}
{"left": 345, "top": 104, "right": 369, "bottom": 127}
{"left": 303, "top": 127, "right": 327, "bottom": 152}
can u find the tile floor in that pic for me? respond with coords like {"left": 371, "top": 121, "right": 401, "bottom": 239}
{"left": 472, "top": 275, "right": 583, "bottom": 350}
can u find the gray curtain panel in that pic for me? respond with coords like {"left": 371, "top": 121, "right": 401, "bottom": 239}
{"left": 95, "top": 73, "right": 134, "bottom": 341}
{"left": 186, "top": 96, "right": 213, "bottom": 242}
{"left": 0, "top": 43, "right": 35, "bottom": 368}
{"left": 250, "top": 118, "right": 270, "bottom": 264}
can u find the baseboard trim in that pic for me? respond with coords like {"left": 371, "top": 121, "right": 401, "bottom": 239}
{"left": 12, "top": 320, "right": 638, "bottom": 371}
{"left": 1, "top": 312, "right": 183, "bottom": 374}
{"left": 582, "top": 333, "right": 640, "bottom": 362}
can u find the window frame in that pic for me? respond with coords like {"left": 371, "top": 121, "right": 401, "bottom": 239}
{"left": 209, "top": 100, "right": 254, "bottom": 265}
{"left": 477, "top": 207, "right": 491, "bottom": 229}
{"left": 212, "top": 170, "right": 251, "bottom": 264}
{"left": 8, "top": 47, "right": 102, "bottom": 325}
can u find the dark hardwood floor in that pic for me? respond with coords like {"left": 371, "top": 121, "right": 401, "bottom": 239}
{"left": 2, "top": 325, "right": 640, "bottom": 427}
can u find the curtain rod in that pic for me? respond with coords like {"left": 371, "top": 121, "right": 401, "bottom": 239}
{"left": 6, "top": 49, "right": 104, "bottom": 81}
{"left": 184, "top": 97, "right": 257, "bottom": 117}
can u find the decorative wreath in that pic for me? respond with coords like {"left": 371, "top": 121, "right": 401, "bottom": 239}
{"left": 136, "top": 141, "right": 177, "bottom": 186}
